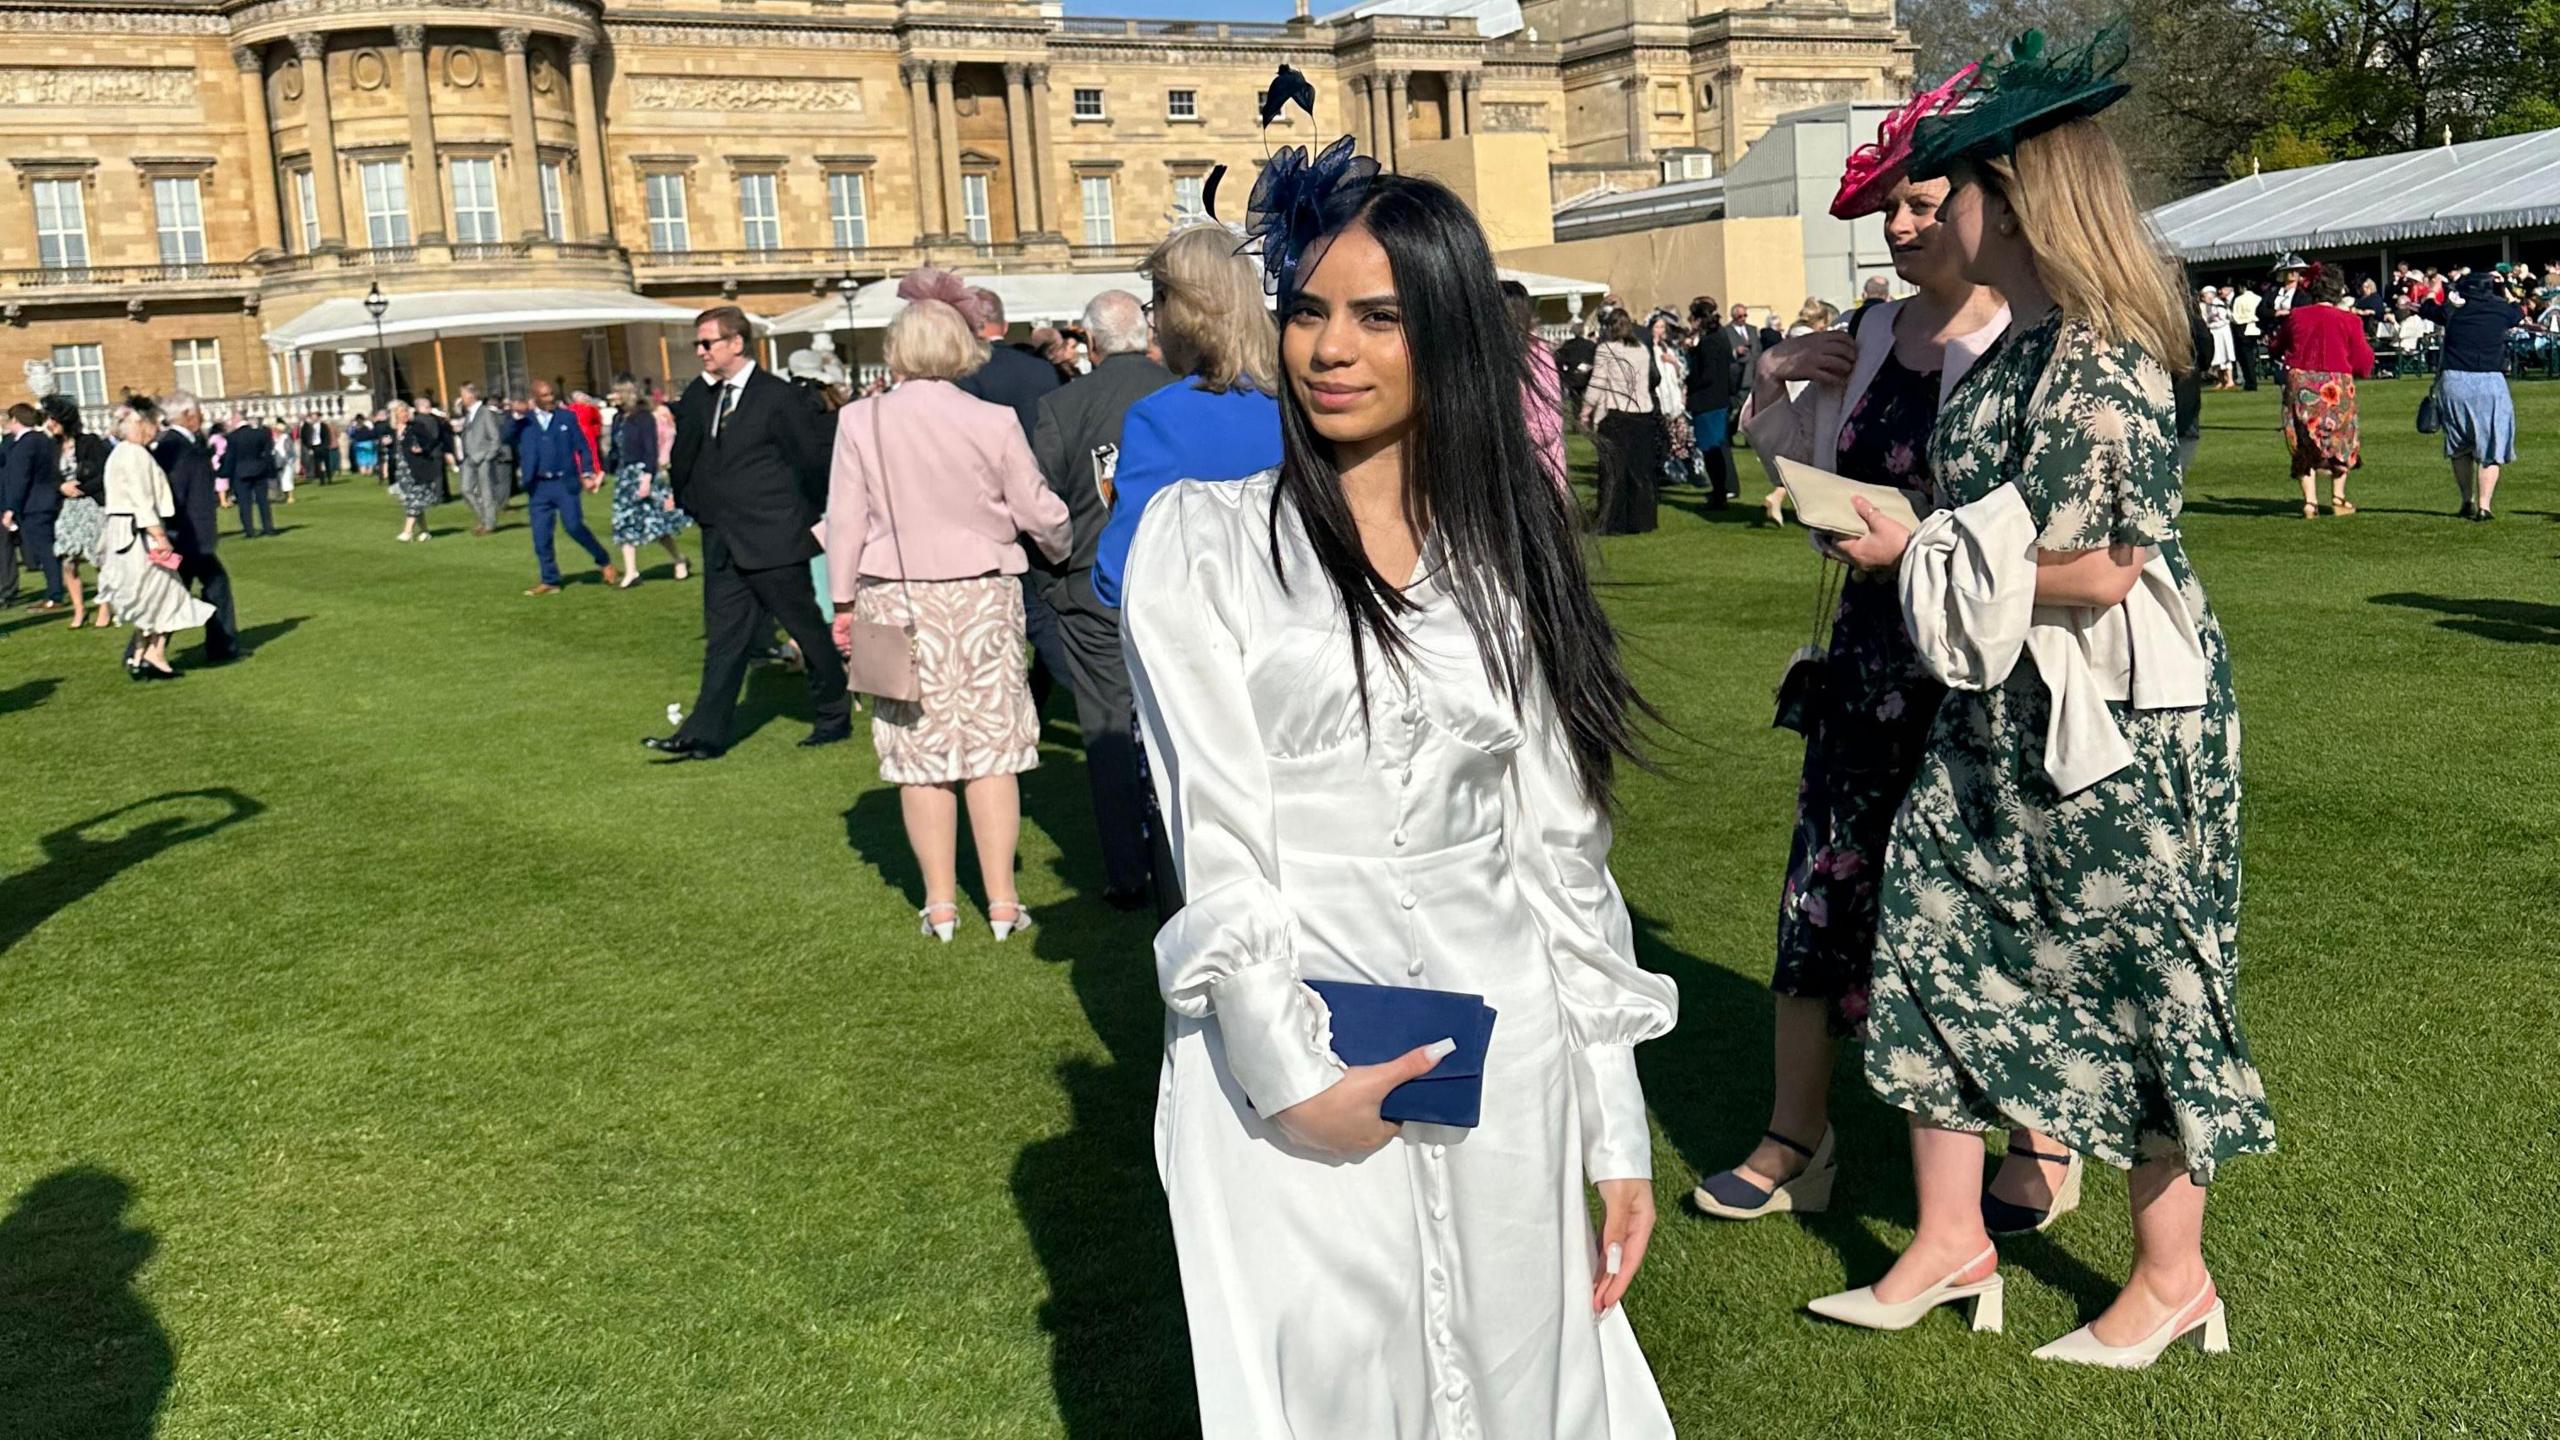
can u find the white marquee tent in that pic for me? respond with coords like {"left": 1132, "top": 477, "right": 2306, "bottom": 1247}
{"left": 2149, "top": 127, "right": 2560, "bottom": 264}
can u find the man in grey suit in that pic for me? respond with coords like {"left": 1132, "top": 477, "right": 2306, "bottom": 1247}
{"left": 455, "top": 383, "right": 509, "bottom": 535}
{"left": 1027, "top": 290, "right": 1173, "bottom": 910}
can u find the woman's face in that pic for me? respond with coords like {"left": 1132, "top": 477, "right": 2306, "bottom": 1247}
{"left": 1283, "top": 224, "right": 1414, "bottom": 456}
{"left": 1878, "top": 177, "right": 1956, "bottom": 288}
{"left": 1937, "top": 171, "right": 2022, "bottom": 288}
{"left": 124, "top": 413, "right": 157, "bottom": 446}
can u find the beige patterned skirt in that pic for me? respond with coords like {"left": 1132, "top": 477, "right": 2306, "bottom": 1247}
{"left": 854, "top": 573, "right": 1040, "bottom": 785}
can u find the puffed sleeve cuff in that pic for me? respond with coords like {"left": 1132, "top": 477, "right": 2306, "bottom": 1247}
{"left": 1573, "top": 1043, "right": 1653, "bottom": 1182}
{"left": 1207, "top": 962, "right": 1344, "bottom": 1119}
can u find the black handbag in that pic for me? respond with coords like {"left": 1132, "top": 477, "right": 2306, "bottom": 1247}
{"left": 1773, "top": 556, "right": 1846, "bottom": 736}
{"left": 2415, "top": 365, "right": 2444, "bottom": 434}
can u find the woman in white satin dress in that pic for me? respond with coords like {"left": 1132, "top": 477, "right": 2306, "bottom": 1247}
{"left": 1123, "top": 173, "right": 1680, "bottom": 1438}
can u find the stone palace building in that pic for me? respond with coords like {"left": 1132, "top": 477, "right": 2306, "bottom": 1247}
{"left": 0, "top": 0, "right": 1908, "bottom": 415}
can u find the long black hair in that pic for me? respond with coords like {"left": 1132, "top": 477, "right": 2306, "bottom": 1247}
{"left": 1270, "top": 174, "right": 1649, "bottom": 808}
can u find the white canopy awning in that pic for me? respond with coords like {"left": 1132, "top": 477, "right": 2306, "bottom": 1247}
{"left": 265, "top": 287, "right": 759, "bottom": 352}
{"left": 767, "top": 265, "right": 1609, "bottom": 335}
{"left": 2150, "top": 127, "right": 2560, "bottom": 264}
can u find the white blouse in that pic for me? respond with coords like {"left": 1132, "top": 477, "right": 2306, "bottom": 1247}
{"left": 1124, "top": 472, "right": 1677, "bottom": 1439}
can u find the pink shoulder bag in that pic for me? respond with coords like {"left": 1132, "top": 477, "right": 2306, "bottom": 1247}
{"left": 842, "top": 398, "right": 923, "bottom": 704}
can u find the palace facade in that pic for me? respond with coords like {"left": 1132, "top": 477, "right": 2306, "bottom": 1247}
{"left": 0, "top": 0, "right": 1908, "bottom": 413}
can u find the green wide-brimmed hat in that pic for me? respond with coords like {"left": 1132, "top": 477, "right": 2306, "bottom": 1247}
{"left": 1908, "top": 24, "right": 2132, "bottom": 180}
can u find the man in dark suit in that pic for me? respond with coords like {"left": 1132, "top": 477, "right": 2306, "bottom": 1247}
{"left": 647, "top": 304, "right": 848, "bottom": 760}
{"left": 150, "top": 391, "right": 239, "bottom": 662}
{"left": 0, "top": 403, "right": 37, "bottom": 605}
{"left": 507, "top": 379, "right": 617, "bottom": 595}
{"left": 221, "top": 415, "right": 279, "bottom": 537}
{"left": 1027, "top": 290, "right": 1172, "bottom": 909}
{"left": 296, "top": 414, "right": 335, "bottom": 484}
{"left": 955, "top": 284, "right": 1072, "bottom": 715}
{"left": 3, "top": 402, "right": 64, "bottom": 605}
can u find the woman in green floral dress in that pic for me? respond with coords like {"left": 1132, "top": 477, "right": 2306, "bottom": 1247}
{"left": 1810, "top": 30, "right": 2274, "bottom": 1370}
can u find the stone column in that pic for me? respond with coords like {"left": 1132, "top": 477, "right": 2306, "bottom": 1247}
{"left": 930, "top": 61, "right": 965, "bottom": 242}
{"left": 1623, "top": 73, "right": 1648, "bottom": 164}
{"left": 499, "top": 29, "right": 545, "bottom": 240}
{"left": 294, "top": 34, "right": 347, "bottom": 249}
{"left": 232, "top": 45, "right": 285, "bottom": 255}
{"left": 1002, "top": 62, "right": 1038, "bottom": 239}
{"left": 1027, "top": 65, "right": 1058, "bottom": 239}
{"left": 1456, "top": 73, "right": 1475, "bottom": 137}
{"left": 394, "top": 26, "right": 447, "bottom": 242}
{"left": 902, "top": 60, "right": 946, "bottom": 239}
{"left": 1717, "top": 64, "right": 1745, "bottom": 168}
{"left": 1386, "top": 71, "right": 1409, "bottom": 168}
{"left": 1361, "top": 76, "right": 1387, "bottom": 160}
{"left": 568, "top": 38, "right": 613, "bottom": 242}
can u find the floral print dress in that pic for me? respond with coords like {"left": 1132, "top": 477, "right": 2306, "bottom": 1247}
{"left": 1772, "top": 352, "right": 1949, "bottom": 1034}
{"left": 1862, "top": 313, "right": 2275, "bottom": 1184}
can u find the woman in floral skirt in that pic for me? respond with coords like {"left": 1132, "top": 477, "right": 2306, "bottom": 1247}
{"left": 1821, "top": 27, "right": 2273, "bottom": 1369}
{"left": 607, "top": 382, "right": 691, "bottom": 587}
{"left": 2265, "top": 263, "right": 2373, "bottom": 517}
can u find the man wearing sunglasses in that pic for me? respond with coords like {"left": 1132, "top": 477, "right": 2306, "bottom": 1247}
{"left": 645, "top": 305, "right": 849, "bottom": 761}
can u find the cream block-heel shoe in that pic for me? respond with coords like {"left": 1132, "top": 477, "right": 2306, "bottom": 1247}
{"left": 2033, "top": 1287, "right": 2227, "bottom": 1369}
{"left": 1806, "top": 1245, "right": 2003, "bottom": 1333}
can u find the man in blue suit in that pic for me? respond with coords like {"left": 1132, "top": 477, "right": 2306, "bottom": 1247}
{"left": 507, "top": 378, "right": 618, "bottom": 594}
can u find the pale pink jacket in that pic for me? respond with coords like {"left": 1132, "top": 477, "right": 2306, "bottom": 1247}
{"left": 824, "top": 378, "right": 1070, "bottom": 605}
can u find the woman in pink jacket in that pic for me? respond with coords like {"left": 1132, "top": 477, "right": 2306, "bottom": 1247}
{"left": 825, "top": 284, "right": 1072, "bottom": 943}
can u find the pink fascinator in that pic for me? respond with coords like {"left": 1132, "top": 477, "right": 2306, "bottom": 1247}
{"left": 896, "top": 265, "right": 987, "bottom": 331}
{"left": 1830, "top": 64, "right": 1978, "bottom": 221}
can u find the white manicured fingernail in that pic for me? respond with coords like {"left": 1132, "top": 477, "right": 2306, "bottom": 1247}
{"left": 1424, "top": 1038, "right": 1457, "bottom": 1062}
{"left": 1606, "top": 1243, "right": 1623, "bottom": 1277}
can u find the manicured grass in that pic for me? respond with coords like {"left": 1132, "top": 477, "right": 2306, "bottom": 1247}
{"left": 3, "top": 379, "right": 2555, "bottom": 1438}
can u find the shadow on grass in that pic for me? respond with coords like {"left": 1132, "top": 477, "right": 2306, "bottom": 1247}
{"left": 1020, "top": 746, "right": 1196, "bottom": 1437}
{"left": 2183, "top": 494, "right": 2444, "bottom": 519}
{"left": 0, "top": 1167, "right": 171, "bottom": 1440}
{"left": 2370, "top": 592, "right": 2560, "bottom": 645}
{"left": 1, "top": 789, "right": 265, "bottom": 958}
{"left": 187, "top": 614, "right": 309, "bottom": 664}
{"left": 0, "top": 676, "right": 60, "bottom": 716}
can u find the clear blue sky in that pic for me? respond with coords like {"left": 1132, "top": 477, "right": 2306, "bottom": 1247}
{"left": 1059, "top": 0, "right": 1302, "bottom": 18}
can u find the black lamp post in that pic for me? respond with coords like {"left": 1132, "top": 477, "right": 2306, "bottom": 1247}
{"left": 362, "top": 281, "right": 391, "bottom": 409}
{"left": 837, "top": 269, "right": 860, "bottom": 332}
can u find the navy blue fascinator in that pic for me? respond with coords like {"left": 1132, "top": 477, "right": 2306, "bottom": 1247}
{"left": 1203, "top": 65, "right": 1382, "bottom": 295}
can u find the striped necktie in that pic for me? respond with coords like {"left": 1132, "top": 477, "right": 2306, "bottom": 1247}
{"left": 711, "top": 381, "right": 739, "bottom": 439}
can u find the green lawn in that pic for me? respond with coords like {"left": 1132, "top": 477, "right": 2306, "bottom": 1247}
{"left": 3, "top": 378, "right": 2556, "bottom": 1438}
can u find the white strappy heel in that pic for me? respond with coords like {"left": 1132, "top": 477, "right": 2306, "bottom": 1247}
{"left": 1806, "top": 1245, "right": 2003, "bottom": 1333}
{"left": 988, "top": 901, "right": 1033, "bottom": 943}
{"left": 918, "top": 901, "right": 958, "bottom": 944}
{"left": 2034, "top": 1285, "right": 2228, "bottom": 1368}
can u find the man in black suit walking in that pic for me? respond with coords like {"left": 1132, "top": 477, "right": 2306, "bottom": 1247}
{"left": 646, "top": 305, "right": 849, "bottom": 760}
{"left": 0, "top": 402, "right": 40, "bottom": 606}
{"left": 1028, "top": 290, "right": 1172, "bottom": 909}
{"left": 2, "top": 402, "right": 64, "bottom": 606}
{"left": 296, "top": 413, "right": 336, "bottom": 484}
{"left": 149, "top": 391, "right": 239, "bottom": 662}
{"left": 221, "top": 415, "right": 279, "bottom": 537}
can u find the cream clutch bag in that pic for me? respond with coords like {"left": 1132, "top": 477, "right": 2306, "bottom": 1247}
{"left": 1775, "top": 455, "right": 1922, "bottom": 537}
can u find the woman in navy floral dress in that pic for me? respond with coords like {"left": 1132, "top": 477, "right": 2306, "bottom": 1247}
{"left": 607, "top": 385, "right": 691, "bottom": 587}
{"left": 1695, "top": 80, "right": 2060, "bottom": 1224}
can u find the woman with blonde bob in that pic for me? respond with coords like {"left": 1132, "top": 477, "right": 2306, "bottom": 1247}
{"left": 1089, "top": 223, "right": 1284, "bottom": 607}
{"left": 1819, "top": 28, "right": 2272, "bottom": 1370}
{"left": 826, "top": 273, "right": 1071, "bottom": 942}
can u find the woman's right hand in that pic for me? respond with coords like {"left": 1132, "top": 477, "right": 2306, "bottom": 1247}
{"left": 1269, "top": 1040, "right": 1455, "bottom": 1158}
{"left": 1756, "top": 331, "right": 1858, "bottom": 389}
{"left": 830, "top": 612, "right": 856, "bottom": 657}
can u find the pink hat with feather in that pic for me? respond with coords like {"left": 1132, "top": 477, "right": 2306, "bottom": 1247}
{"left": 1830, "top": 64, "right": 1979, "bottom": 222}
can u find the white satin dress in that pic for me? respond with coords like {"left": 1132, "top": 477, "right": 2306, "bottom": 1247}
{"left": 1123, "top": 474, "right": 1680, "bottom": 1440}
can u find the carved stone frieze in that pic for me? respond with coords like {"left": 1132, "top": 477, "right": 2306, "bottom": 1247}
{"left": 626, "top": 74, "right": 869, "bottom": 114}
{"left": 0, "top": 67, "right": 194, "bottom": 107}
{"left": 0, "top": 9, "right": 222, "bottom": 34}
{"left": 227, "top": 0, "right": 597, "bottom": 34}
{"left": 1481, "top": 101, "right": 1547, "bottom": 132}
{"left": 1752, "top": 75, "right": 1875, "bottom": 106}
{"left": 605, "top": 22, "right": 897, "bottom": 52}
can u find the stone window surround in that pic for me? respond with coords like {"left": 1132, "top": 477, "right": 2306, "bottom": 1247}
{"left": 1070, "top": 86, "right": 1106, "bottom": 122}
{"left": 1166, "top": 87, "right": 1200, "bottom": 123}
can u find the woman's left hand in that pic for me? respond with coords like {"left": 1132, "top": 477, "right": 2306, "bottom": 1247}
{"left": 636, "top": 478, "right": 651, "bottom": 499}
{"left": 1591, "top": 1178, "right": 1655, "bottom": 1315}
{"left": 1831, "top": 497, "right": 1912, "bottom": 572}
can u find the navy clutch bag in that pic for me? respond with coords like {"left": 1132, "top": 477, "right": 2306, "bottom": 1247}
{"left": 1305, "top": 979, "right": 1498, "bottom": 1129}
